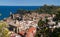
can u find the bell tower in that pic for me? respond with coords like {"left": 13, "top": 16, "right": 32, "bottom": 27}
{"left": 10, "top": 12, "right": 14, "bottom": 19}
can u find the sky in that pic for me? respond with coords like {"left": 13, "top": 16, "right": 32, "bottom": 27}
{"left": 0, "top": 0, "right": 60, "bottom": 6}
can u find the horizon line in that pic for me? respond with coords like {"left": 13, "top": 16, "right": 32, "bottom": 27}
{"left": 0, "top": 4, "right": 60, "bottom": 6}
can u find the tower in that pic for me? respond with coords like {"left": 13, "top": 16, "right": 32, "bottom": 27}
{"left": 10, "top": 12, "right": 14, "bottom": 19}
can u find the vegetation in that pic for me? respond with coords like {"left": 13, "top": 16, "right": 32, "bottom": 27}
{"left": 15, "top": 5, "right": 60, "bottom": 37}
{"left": 36, "top": 5, "right": 60, "bottom": 14}
{"left": 35, "top": 5, "right": 60, "bottom": 37}
{"left": 36, "top": 18, "right": 60, "bottom": 37}
{"left": 0, "top": 5, "right": 60, "bottom": 37}
{"left": 35, "top": 18, "right": 49, "bottom": 37}
{"left": 16, "top": 9, "right": 31, "bottom": 15}
{"left": 54, "top": 8, "right": 60, "bottom": 21}
{"left": 16, "top": 5, "right": 60, "bottom": 15}
{"left": 0, "top": 21, "right": 10, "bottom": 37}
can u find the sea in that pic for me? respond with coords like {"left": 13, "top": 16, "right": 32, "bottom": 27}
{"left": 0, "top": 6, "right": 40, "bottom": 20}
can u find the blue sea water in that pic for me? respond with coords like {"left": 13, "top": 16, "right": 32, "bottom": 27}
{"left": 0, "top": 6, "right": 40, "bottom": 20}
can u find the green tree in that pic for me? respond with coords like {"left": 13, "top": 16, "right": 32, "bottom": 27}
{"left": 53, "top": 8, "right": 60, "bottom": 21}
{"left": 0, "top": 21, "right": 10, "bottom": 37}
{"left": 35, "top": 18, "right": 49, "bottom": 37}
